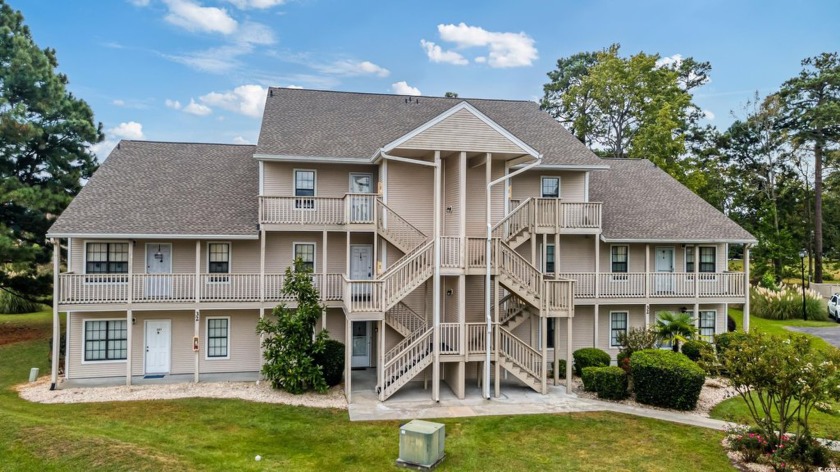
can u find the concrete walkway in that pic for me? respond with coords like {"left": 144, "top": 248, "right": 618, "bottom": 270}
{"left": 62, "top": 372, "right": 260, "bottom": 388}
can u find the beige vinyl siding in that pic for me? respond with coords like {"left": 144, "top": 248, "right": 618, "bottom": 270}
{"left": 443, "top": 154, "right": 461, "bottom": 237}
{"left": 316, "top": 308, "right": 347, "bottom": 342}
{"left": 600, "top": 243, "right": 647, "bottom": 273}
{"left": 399, "top": 108, "right": 526, "bottom": 154}
{"left": 443, "top": 276, "right": 460, "bottom": 323}
{"left": 199, "top": 310, "right": 261, "bottom": 374}
{"left": 557, "top": 235, "right": 596, "bottom": 272}
{"left": 264, "top": 231, "right": 368, "bottom": 274}
{"left": 386, "top": 160, "right": 434, "bottom": 236}
{"left": 68, "top": 311, "right": 130, "bottom": 379}
{"left": 464, "top": 160, "right": 507, "bottom": 237}
{"left": 262, "top": 162, "right": 377, "bottom": 197}
{"left": 511, "top": 171, "right": 587, "bottom": 202}
{"left": 596, "top": 305, "right": 647, "bottom": 355}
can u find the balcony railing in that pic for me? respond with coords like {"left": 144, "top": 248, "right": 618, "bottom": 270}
{"left": 557, "top": 272, "right": 746, "bottom": 299}
{"left": 259, "top": 193, "right": 377, "bottom": 226}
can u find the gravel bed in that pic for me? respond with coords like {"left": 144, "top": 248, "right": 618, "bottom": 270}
{"left": 17, "top": 377, "right": 347, "bottom": 409}
{"left": 570, "top": 376, "right": 739, "bottom": 416}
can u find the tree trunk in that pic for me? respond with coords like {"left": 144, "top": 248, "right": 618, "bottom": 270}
{"left": 815, "top": 142, "right": 824, "bottom": 283}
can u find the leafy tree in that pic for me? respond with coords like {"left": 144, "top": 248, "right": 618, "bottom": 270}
{"left": 778, "top": 52, "right": 840, "bottom": 282}
{"left": 256, "top": 259, "right": 329, "bottom": 394}
{"left": 0, "top": 1, "right": 101, "bottom": 301}
{"left": 444, "top": 91, "right": 458, "bottom": 98}
{"left": 541, "top": 48, "right": 600, "bottom": 145}
{"left": 655, "top": 311, "right": 697, "bottom": 352}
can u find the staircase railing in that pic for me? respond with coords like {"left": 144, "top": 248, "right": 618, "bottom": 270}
{"left": 376, "top": 199, "right": 427, "bottom": 254}
{"left": 381, "top": 240, "right": 435, "bottom": 310}
{"left": 497, "top": 240, "right": 543, "bottom": 303}
{"left": 492, "top": 198, "right": 532, "bottom": 241}
{"left": 380, "top": 327, "right": 434, "bottom": 400}
{"left": 544, "top": 279, "right": 574, "bottom": 315}
{"left": 439, "top": 323, "right": 461, "bottom": 355}
{"left": 499, "top": 326, "right": 544, "bottom": 381}
{"left": 385, "top": 302, "right": 426, "bottom": 337}
{"left": 383, "top": 324, "right": 426, "bottom": 364}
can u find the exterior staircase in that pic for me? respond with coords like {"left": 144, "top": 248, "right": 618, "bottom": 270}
{"left": 498, "top": 326, "right": 545, "bottom": 393}
{"left": 379, "top": 327, "right": 434, "bottom": 400}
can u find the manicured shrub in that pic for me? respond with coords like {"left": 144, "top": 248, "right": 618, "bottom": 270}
{"left": 750, "top": 285, "right": 827, "bottom": 321}
{"left": 314, "top": 339, "right": 345, "bottom": 387}
{"left": 573, "top": 348, "right": 611, "bottom": 376}
{"left": 582, "top": 366, "right": 628, "bottom": 400}
{"left": 630, "top": 349, "right": 705, "bottom": 410}
{"left": 714, "top": 331, "right": 749, "bottom": 359}
{"left": 556, "top": 359, "right": 567, "bottom": 378}
{"left": 680, "top": 340, "right": 710, "bottom": 362}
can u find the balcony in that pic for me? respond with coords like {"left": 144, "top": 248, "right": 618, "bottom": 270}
{"left": 259, "top": 193, "right": 377, "bottom": 228}
{"left": 557, "top": 272, "right": 746, "bottom": 300}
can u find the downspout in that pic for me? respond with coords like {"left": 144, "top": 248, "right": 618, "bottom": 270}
{"left": 50, "top": 238, "right": 60, "bottom": 390}
{"left": 485, "top": 155, "right": 541, "bottom": 400}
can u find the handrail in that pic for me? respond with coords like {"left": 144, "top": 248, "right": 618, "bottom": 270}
{"left": 492, "top": 198, "right": 532, "bottom": 241}
{"left": 497, "top": 240, "right": 543, "bottom": 300}
{"left": 499, "top": 326, "right": 543, "bottom": 380}
{"left": 382, "top": 327, "right": 433, "bottom": 370}
{"left": 383, "top": 326, "right": 426, "bottom": 364}
{"left": 380, "top": 241, "right": 435, "bottom": 310}
{"left": 376, "top": 198, "right": 427, "bottom": 253}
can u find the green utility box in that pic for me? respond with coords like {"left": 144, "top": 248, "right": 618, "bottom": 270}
{"left": 396, "top": 420, "right": 445, "bottom": 470}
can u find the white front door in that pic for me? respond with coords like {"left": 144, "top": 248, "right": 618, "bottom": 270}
{"left": 145, "top": 243, "right": 172, "bottom": 298}
{"left": 145, "top": 320, "right": 171, "bottom": 374}
{"left": 348, "top": 173, "right": 373, "bottom": 222}
{"left": 654, "top": 247, "right": 675, "bottom": 293}
{"left": 350, "top": 245, "right": 373, "bottom": 299}
{"left": 351, "top": 321, "right": 371, "bottom": 368}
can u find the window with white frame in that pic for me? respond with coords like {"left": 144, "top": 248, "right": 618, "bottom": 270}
{"left": 610, "top": 312, "right": 628, "bottom": 348}
{"left": 611, "top": 245, "right": 628, "bottom": 273}
{"left": 686, "top": 246, "right": 716, "bottom": 273}
{"left": 208, "top": 243, "right": 230, "bottom": 282}
{"left": 294, "top": 170, "right": 315, "bottom": 209}
{"left": 86, "top": 242, "right": 129, "bottom": 274}
{"left": 541, "top": 176, "right": 560, "bottom": 198}
{"left": 294, "top": 243, "right": 315, "bottom": 272}
{"left": 206, "top": 317, "right": 229, "bottom": 358}
{"left": 545, "top": 244, "right": 555, "bottom": 274}
{"left": 699, "top": 311, "right": 715, "bottom": 341}
{"left": 84, "top": 320, "right": 127, "bottom": 361}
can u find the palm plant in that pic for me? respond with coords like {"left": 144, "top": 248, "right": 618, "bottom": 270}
{"left": 655, "top": 311, "right": 697, "bottom": 352}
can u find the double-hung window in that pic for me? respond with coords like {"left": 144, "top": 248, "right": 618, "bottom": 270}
{"left": 611, "top": 245, "right": 628, "bottom": 274}
{"left": 686, "top": 246, "right": 716, "bottom": 273}
{"left": 541, "top": 176, "right": 560, "bottom": 198}
{"left": 610, "top": 312, "right": 628, "bottom": 348}
{"left": 207, "top": 317, "right": 229, "bottom": 359}
{"left": 84, "top": 320, "right": 127, "bottom": 361}
{"left": 699, "top": 311, "right": 716, "bottom": 342}
{"left": 85, "top": 242, "right": 129, "bottom": 282}
{"left": 294, "top": 243, "right": 316, "bottom": 272}
{"left": 545, "top": 244, "right": 555, "bottom": 274}
{"left": 294, "top": 170, "right": 316, "bottom": 209}
{"left": 208, "top": 243, "right": 230, "bottom": 282}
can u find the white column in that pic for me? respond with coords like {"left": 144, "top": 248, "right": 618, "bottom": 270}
{"left": 322, "top": 230, "right": 328, "bottom": 328}
{"left": 594, "top": 237, "right": 600, "bottom": 299}
{"left": 743, "top": 244, "right": 751, "bottom": 332}
{"left": 194, "top": 309, "right": 200, "bottom": 383}
{"left": 645, "top": 244, "right": 650, "bottom": 299}
{"left": 432, "top": 150, "right": 441, "bottom": 402}
{"left": 194, "top": 241, "right": 201, "bottom": 383}
{"left": 50, "top": 238, "right": 60, "bottom": 390}
{"left": 593, "top": 303, "right": 599, "bottom": 348}
{"left": 345, "top": 317, "right": 352, "bottom": 403}
{"left": 541, "top": 314, "right": 547, "bottom": 394}
{"left": 260, "top": 229, "right": 266, "bottom": 303}
{"left": 126, "top": 309, "right": 133, "bottom": 386}
{"left": 694, "top": 245, "right": 700, "bottom": 299}
{"left": 565, "top": 316, "right": 573, "bottom": 387}
{"left": 494, "top": 276, "right": 501, "bottom": 398}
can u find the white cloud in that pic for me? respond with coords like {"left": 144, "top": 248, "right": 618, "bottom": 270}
{"left": 165, "top": 99, "right": 182, "bottom": 110}
{"left": 163, "top": 0, "right": 238, "bottom": 35}
{"left": 702, "top": 109, "right": 715, "bottom": 121}
{"left": 226, "top": 0, "right": 284, "bottom": 9}
{"left": 199, "top": 84, "right": 267, "bottom": 118}
{"left": 419, "top": 40, "right": 468, "bottom": 65}
{"left": 232, "top": 136, "right": 250, "bottom": 144}
{"left": 112, "top": 99, "right": 126, "bottom": 106}
{"left": 183, "top": 99, "right": 213, "bottom": 116}
{"left": 110, "top": 121, "right": 145, "bottom": 140}
{"left": 474, "top": 56, "right": 487, "bottom": 64}
{"left": 656, "top": 53, "right": 683, "bottom": 69}
{"left": 391, "top": 81, "right": 421, "bottom": 96}
{"left": 434, "top": 23, "right": 537, "bottom": 68}
{"left": 286, "top": 85, "right": 304, "bottom": 89}
{"left": 317, "top": 60, "right": 390, "bottom": 77}
{"left": 128, "top": 0, "right": 150, "bottom": 6}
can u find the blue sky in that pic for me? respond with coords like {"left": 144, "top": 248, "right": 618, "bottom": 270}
{"left": 14, "top": 0, "right": 840, "bottom": 158}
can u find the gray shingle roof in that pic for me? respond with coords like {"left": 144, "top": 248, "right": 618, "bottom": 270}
{"left": 589, "top": 159, "right": 755, "bottom": 243}
{"left": 256, "top": 88, "right": 606, "bottom": 167}
{"left": 48, "top": 141, "right": 258, "bottom": 238}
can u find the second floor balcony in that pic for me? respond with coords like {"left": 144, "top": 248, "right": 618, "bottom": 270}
{"left": 259, "top": 194, "right": 378, "bottom": 228}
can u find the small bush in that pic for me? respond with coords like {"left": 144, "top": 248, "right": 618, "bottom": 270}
{"left": 557, "top": 359, "right": 567, "bottom": 377}
{"left": 0, "top": 289, "right": 42, "bottom": 314}
{"left": 582, "top": 366, "right": 628, "bottom": 400}
{"left": 573, "top": 348, "right": 611, "bottom": 376}
{"left": 313, "top": 339, "right": 345, "bottom": 387}
{"left": 714, "top": 331, "right": 749, "bottom": 359}
{"left": 681, "top": 340, "right": 710, "bottom": 362}
{"left": 631, "top": 349, "right": 705, "bottom": 410}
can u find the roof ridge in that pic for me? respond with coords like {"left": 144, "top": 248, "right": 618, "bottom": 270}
{"left": 119, "top": 139, "right": 256, "bottom": 147}
{"left": 266, "top": 87, "right": 537, "bottom": 104}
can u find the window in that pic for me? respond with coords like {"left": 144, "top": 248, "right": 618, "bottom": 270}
{"left": 541, "top": 176, "right": 560, "bottom": 198}
{"left": 610, "top": 312, "right": 628, "bottom": 348}
{"left": 208, "top": 243, "right": 230, "bottom": 282}
{"left": 294, "top": 170, "right": 315, "bottom": 209}
{"left": 86, "top": 242, "right": 129, "bottom": 274}
{"left": 699, "top": 311, "right": 715, "bottom": 342}
{"left": 207, "top": 318, "right": 229, "bottom": 358}
{"left": 611, "top": 245, "right": 628, "bottom": 273}
{"left": 547, "top": 318, "right": 555, "bottom": 349}
{"left": 686, "top": 246, "right": 716, "bottom": 273}
{"left": 84, "top": 320, "right": 127, "bottom": 361}
{"left": 545, "top": 244, "right": 555, "bottom": 274}
{"left": 294, "top": 243, "right": 315, "bottom": 272}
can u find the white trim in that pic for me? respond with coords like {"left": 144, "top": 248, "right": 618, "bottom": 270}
{"left": 67, "top": 238, "right": 73, "bottom": 271}
{"left": 348, "top": 172, "right": 374, "bottom": 193}
{"left": 205, "top": 316, "right": 231, "bottom": 361}
{"left": 380, "top": 101, "right": 540, "bottom": 158}
{"left": 65, "top": 311, "right": 72, "bottom": 379}
{"left": 143, "top": 319, "right": 172, "bottom": 374}
{"left": 80, "top": 317, "right": 129, "bottom": 365}
{"left": 292, "top": 241, "right": 317, "bottom": 272}
{"left": 684, "top": 245, "right": 718, "bottom": 272}
{"left": 254, "top": 154, "right": 371, "bottom": 165}
{"left": 512, "top": 163, "right": 610, "bottom": 171}
{"left": 540, "top": 175, "right": 561, "bottom": 199}
{"left": 49, "top": 233, "right": 259, "bottom": 240}
{"left": 610, "top": 244, "right": 630, "bottom": 273}
{"left": 82, "top": 240, "right": 130, "bottom": 275}
{"left": 258, "top": 160, "right": 264, "bottom": 196}
{"left": 698, "top": 309, "right": 716, "bottom": 341}
{"left": 144, "top": 243, "right": 173, "bottom": 275}
{"left": 293, "top": 168, "right": 317, "bottom": 197}
{"left": 601, "top": 236, "right": 758, "bottom": 244}
{"left": 206, "top": 241, "right": 232, "bottom": 284}
{"left": 584, "top": 172, "right": 590, "bottom": 203}
{"left": 608, "top": 311, "right": 629, "bottom": 348}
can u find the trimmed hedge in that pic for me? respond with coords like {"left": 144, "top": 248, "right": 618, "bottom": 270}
{"left": 573, "top": 348, "right": 611, "bottom": 376}
{"left": 582, "top": 366, "right": 628, "bottom": 400}
{"left": 680, "top": 340, "right": 709, "bottom": 362}
{"left": 630, "top": 349, "right": 705, "bottom": 410}
{"left": 314, "top": 339, "right": 345, "bottom": 387}
{"left": 714, "top": 331, "right": 749, "bottom": 358}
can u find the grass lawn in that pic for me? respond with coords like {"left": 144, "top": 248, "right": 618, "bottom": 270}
{"left": 0, "top": 311, "right": 736, "bottom": 471}
{"left": 709, "top": 308, "right": 840, "bottom": 439}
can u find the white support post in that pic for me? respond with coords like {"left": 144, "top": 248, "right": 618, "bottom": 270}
{"left": 50, "top": 238, "right": 60, "bottom": 390}
{"left": 194, "top": 241, "right": 201, "bottom": 383}
{"left": 594, "top": 237, "right": 600, "bottom": 299}
{"left": 126, "top": 309, "right": 133, "bottom": 386}
{"left": 322, "top": 230, "right": 328, "bottom": 328}
{"left": 645, "top": 244, "right": 650, "bottom": 299}
{"left": 194, "top": 309, "right": 200, "bottom": 383}
{"left": 494, "top": 276, "right": 501, "bottom": 398}
{"left": 195, "top": 241, "right": 201, "bottom": 304}
{"left": 694, "top": 245, "right": 700, "bottom": 299}
{"left": 565, "top": 316, "right": 573, "bottom": 387}
{"left": 379, "top": 319, "right": 385, "bottom": 393}
{"left": 432, "top": 150, "right": 441, "bottom": 402}
{"left": 260, "top": 229, "right": 266, "bottom": 303}
{"left": 743, "top": 244, "right": 751, "bottom": 332}
{"left": 459, "top": 151, "right": 467, "bottom": 268}
{"left": 345, "top": 317, "right": 352, "bottom": 403}
{"left": 541, "top": 314, "right": 547, "bottom": 394}
{"left": 593, "top": 303, "right": 599, "bottom": 348}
